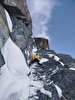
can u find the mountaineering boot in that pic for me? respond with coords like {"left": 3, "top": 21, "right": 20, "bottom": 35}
{"left": 29, "top": 63, "right": 32, "bottom": 67}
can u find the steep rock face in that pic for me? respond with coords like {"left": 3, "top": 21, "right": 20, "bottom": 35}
{"left": 0, "top": 3, "right": 9, "bottom": 68}
{"left": 0, "top": 3, "right": 9, "bottom": 49}
{"left": 0, "top": 0, "right": 33, "bottom": 63}
{"left": 1, "top": 0, "right": 32, "bottom": 48}
{"left": 0, "top": 0, "right": 32, "bottom": 24}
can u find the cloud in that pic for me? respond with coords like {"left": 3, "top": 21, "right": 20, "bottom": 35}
{"left": 27, "top": 0, "right": 57, "bottom": 40}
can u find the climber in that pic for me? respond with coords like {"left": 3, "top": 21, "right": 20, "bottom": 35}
{"left": 29, "top": 53, "right": 42, "bottom": 67}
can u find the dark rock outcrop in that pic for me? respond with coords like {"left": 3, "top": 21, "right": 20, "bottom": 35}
{"left": 33, "top": 37, "right": 50, "bottom": 50}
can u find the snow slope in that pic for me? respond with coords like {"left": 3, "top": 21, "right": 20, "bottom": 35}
{"left": 0, "top": 37, "right": 30, "bottom": 100}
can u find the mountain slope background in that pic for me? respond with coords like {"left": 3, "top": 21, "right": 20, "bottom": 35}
{"left": 0, "top": 0, "right": 75, "bottom": 100}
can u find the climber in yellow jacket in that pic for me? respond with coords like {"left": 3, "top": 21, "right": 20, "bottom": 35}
{"left": 33, "top": 54, "right": 39, "bottom": 59}
{"left": 29, "top": 54, "right": 42, "bottom": 66}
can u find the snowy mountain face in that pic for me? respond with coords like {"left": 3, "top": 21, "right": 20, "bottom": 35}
{"left": 0, "top": 0, "right": 75, "bottom": 100}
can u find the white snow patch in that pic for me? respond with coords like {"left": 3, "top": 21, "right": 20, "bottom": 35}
{"left": 1, "top": 78, "right": 30, "bottom": 100}
{"left": 53, "top": 55, "right": 60, "bottom": 61}
{"left": 54, "top": 84, "right": 62, "bottom": 97}
{"left": 40, "top": 88, "right": 52, "bottom": 98}
{"left": 48, "top": 54, "right": 54, "bottom": 58}
{"left": 40, "top": 58, "right": 48, "bottom": 63}
{"left": 4, "top": 9, "right": 13, "bottom": 32}
{"left": 0, "top": 64, "right": 13, "bottom": 99}
{"left": 60, "top": 61, "right": 64, "bottom": 66}
{"left": 69, "top": 68, "right": 75, "bottom": 70}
